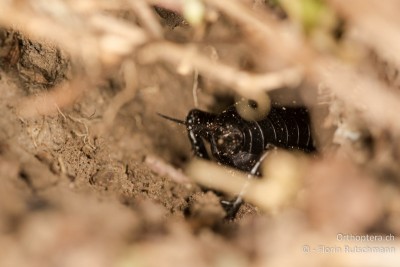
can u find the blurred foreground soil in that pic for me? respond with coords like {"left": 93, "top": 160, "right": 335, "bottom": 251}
{"left": 0, "top": 1, "right": 400, "bottom": 267}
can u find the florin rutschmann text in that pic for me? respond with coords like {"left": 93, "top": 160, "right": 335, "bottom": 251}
{"left": 302, "top": 233, "right": 396, "bottom": 254}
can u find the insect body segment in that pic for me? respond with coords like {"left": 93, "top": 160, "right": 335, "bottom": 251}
{"left": 185, "top": 105, "right": 314, "bottom": 172}
{"left": 186, "top": 109, "right": 217, "bottom": 159}
{"left": 159, "top": 103, "right": 314, "bottom": 217}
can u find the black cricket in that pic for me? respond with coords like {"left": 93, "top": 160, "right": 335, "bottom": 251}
{"left": 159, "top": 102, "right": 315, "bottom": 173}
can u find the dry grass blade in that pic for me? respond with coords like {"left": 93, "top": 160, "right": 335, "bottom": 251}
{"left": 0, "top": 0, "right": 148, "bottom": 71}
{"left": 139, "top": 42, "right": 303, "bottom": 99}
{"left": 1, "top": 0, "right": 400, "bottom": 266}
{"left": 94, "top": 60, "right": 138, "bottom": 135}
{"left": 315, "top": 59, "right": 400, "bottom": 134}
{"left": 328, "top": 0, "right": 400, "bottom": 68}
{"left": 15, "top": 79, "right": 88, "bottom": 118}
{"left": 145, "top": 155, "right": 192, "bottom": 184}
{"left": 186, "top": 156, "right": 304, "bottom": 212}
{"left": 129, "top": 0, "right": 163, "bottom": 39}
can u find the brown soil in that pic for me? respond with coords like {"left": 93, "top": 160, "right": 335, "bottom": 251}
{"left": 0, "top": 22, "right": 260, "bottom": 267}
{"left": 0, "top": 3, "right": 399, "bottom": 267}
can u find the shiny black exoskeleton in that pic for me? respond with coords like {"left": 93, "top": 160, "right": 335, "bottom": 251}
{"left": 159, "top": 103, "right": 315, "bottom": 217}
{"left": 185, "top": 105, "right": 314, "bottom": 172}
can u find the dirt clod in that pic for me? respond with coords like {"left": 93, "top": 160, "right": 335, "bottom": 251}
{"left": 186, "top": 191, "right": 226, "bottom": 228}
